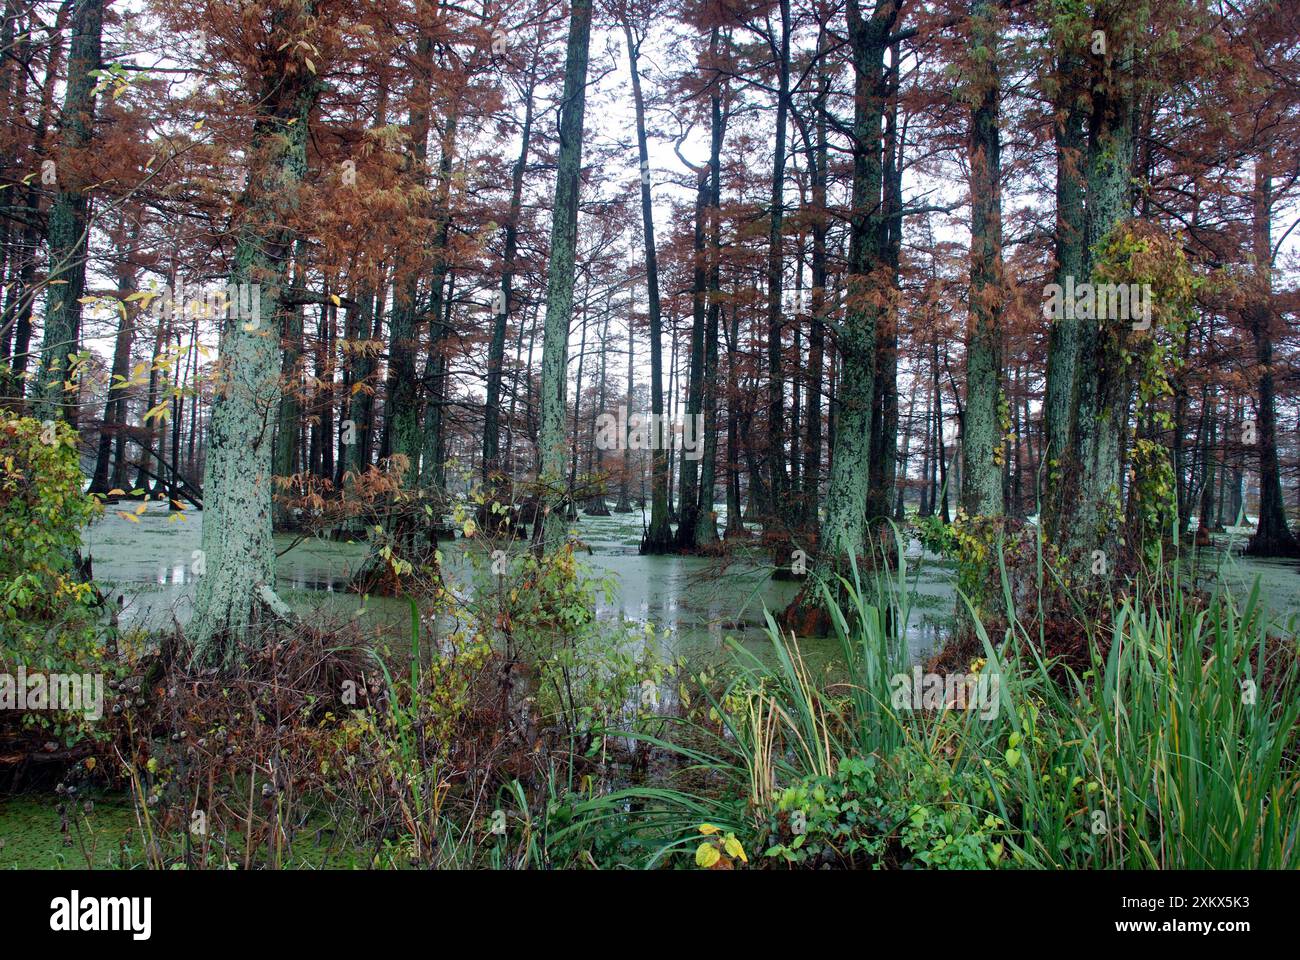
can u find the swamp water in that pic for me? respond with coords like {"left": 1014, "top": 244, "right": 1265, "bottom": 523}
{"left": 81, "top": 502, "right": 958, "bottom": 669}
{"left": 80, "top": 505, "right": 1298, "bottom": 666}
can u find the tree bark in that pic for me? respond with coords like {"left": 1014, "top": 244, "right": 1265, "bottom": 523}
{"left": 483, "top": 57, "right": 537, "bottom": 483}
{"left": 1246, "top": 154, "right": 1299, "bottom": 555}
{"left": 189, "top": 10, "right": 318, "bottom": 663}
{"left": 624, "top": 22, "right": 672, "bottom": 553}
{"left": 960, "top": 0, "right": 1004, "bottom": 519}
{"left": 34, "top": 0, "right": 103, "bottom": 425}
{"left": 537, "top": 0, "right": 594, "bottom": 550}
{"left": 812, "top": 0, "right": 898, "bottom": 581}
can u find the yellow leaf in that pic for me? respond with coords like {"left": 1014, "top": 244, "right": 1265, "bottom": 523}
{"left": 697, "top": 823, "right": 720, "bottom": 836}
{"left": 329, "top": 294, "right": 341, "bottom": 306}
{"left": 142, "top": 399, "right": 171, "bottom": 424}
{"left": 723, "top": 834, "right": 747, "bottom": 863}
{"left": 695, "top": 842, "right": 721, "bottom": 869}
{"left": 194, "top": 119, "right": 204, "bottom": 130}
{"left": 108, "top": 488, "right": 125, "bottom": 496}
{"left": 117, "top": 511, "right": 139, "bottom": 523}
{"left": 134, "top": 502, "right": 147, "bottom": 515}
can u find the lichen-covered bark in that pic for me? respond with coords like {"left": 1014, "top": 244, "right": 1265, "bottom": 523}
{"left": 537, "top": 0, "right": 593, "bottom": 551}
{"left": 1060, "top": 33, "right": 1137, "bottom": 559}
{"left": 1043, "top": 12, "right": 1140, "bottom": 564}
{"left": 34, "top": 0, "right": 103, "bottom": 425}
{"left": 189, "top": 14, "right": 318, "bottom": 664}
{"left": 960, "top": 0, "right": 1004, "bottom": 519}
{"left": 1041, "top": 45, "right": 1087, "bottom": 532}
{"left": 815, "top": 0, "right": 897, "bottom": 571}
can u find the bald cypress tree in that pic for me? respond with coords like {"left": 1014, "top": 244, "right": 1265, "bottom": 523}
{"left": 189, "top": 3, "right": 320, "bottom": 664}
{"left": 34, "top": 0, "right": 104, "bottom": 425}
{"left": 537, "top": 0, "right": 594, "bottom": 550}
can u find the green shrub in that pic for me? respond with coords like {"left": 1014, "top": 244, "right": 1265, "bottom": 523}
{"left": 0, "top": 415, "right": 109, "bottom": 741}
{"left": 0, "top": 415, "right": 103, "bottom": 671}
{"left": 763, "top": 753, "right": 1005, "bottom": 869}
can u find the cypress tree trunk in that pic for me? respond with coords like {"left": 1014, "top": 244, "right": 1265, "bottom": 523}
{"left": 1198, "top": 396, "right": 1216, "bottom": 537}
{"left": 344, "top": 286, "right": 377, "bottom": 479}
{"left": 867, "top": 45, "right": 901, "bottom": 524}
{"left": 1246, "top": 154, "right": 1299, "bottom": 556}
{"left": 614, "top": 300, "right": 634, "bottom": 513}
{"left": 1041, "top": 46, "right": 1088, "bottom": 529}
{"left": 960, "top": 0, "right": 1004, "bottom": 519}
{"left": 419, "top": 111, "right": 460, "bottom": 491}
{"left": 933, "top": 338, "right": 951, "bottom": 524}
{"left": 537, "top": 0, "right": 593, "bottom": 550}
{"left": 723, "top": 289, "right": 745, "bottom": 538}
{"left": 134, "top": 301, "right": 169, "bottom": 496}
{"left": 565, "top": 282, "right": 590, "bottom": 521}
{"left": 1172, "top": 318, "right": 1194, "bottom": 532}
{"left": 4, "top": 20, "right": 60, "bottom": 400}
{"left": 695, "top": 49, "right": 727, "bottom": 547}
{"left": 1062, "top": 38, "right": 1135, "bottom": 559}
{"left": 189, "top": 9, "right": 318, "bottom": 664}
{"left": 896, "top": 374, "right": 919, "bottom": 518}
{"left": 34, "top": 0, "right": 103, "bottom": 425}
{"left": 809, "top": 0, "right": 898, "bottom": 591}
{"left": 483, "top": 60, "right": 536, "bottom": 483}
{"left": 675, "top": 165, "right": 708, "bottom": 548}
{"left": 272, "top": 241, "right": 306, "bottom": 529}
{"left": 702, "top": 39, "right": 733, "bottom": 546}
{"left": 624, "top": 22, "right": 672, "bottom": 553}
{"left": 345, "top": 278, "right": 385, "bottom": 498}
{"left": 1043, "top": 18, "right": 1139, "bottom": 568}
{"left": 804, "top": 39, "right": 828, "bottom": 530}
{"left": 764, "top": 0, "right": 793, "bottom": 529}
{"left": 694, "top": 279, "right": 721, "bottom": 545}
{"left": 385, "top": 34, "right": 434, "bottom": 486}
{"left": 89, "top": 228, "right": 136, "bottom": 495}
{"left": 586, "top": 304, "right": 611, "bottom": 515}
